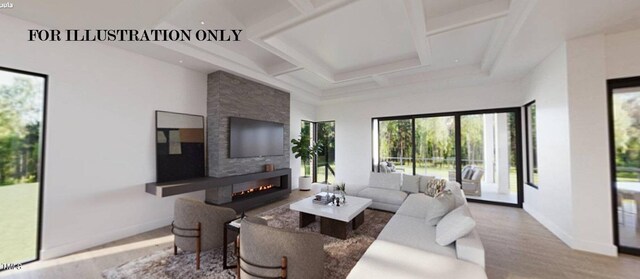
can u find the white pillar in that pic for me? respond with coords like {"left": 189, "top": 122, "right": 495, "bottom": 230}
{"left": 483, "top": 114, "right": 495, "bottom": 183}
{"left": 496, "top": 114, "right": 510, "bottom": 194}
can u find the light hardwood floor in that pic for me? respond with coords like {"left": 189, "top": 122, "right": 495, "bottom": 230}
{"left": 1, "top": 191, "right": 639, "bottom": 279}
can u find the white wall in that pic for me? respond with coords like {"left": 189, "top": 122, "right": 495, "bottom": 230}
{"left": 289, "top": 99, "right": 317, "bottom": 188}
{"left": 0, "top": 14, "right": 207, "bottom": 259}
{"left": 521, "top": 44, "right": 576, "bottom": 247}
{"left": 606, "top": 28, "right": 640, "bottom": 79}
{"left": 522, "top": 28, "right": 640, "bottom": 256}
{"left": 566, "top": 34, "right": 615, "bottom": 255}
{"left": 316, "top": 81, "right": 524, "bottom": 185}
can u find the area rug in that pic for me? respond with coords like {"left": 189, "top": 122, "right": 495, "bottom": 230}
{"left": 102, "top": 205, "right": 393, "bottom": 279}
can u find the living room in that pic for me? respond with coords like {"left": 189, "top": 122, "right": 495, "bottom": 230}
{"left": 1, "top": 0, "right": 640, "bottom": 278}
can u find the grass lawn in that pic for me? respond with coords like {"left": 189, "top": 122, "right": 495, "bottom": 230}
{"left": 0, "top": 183, "right": 39, "bottom": 264}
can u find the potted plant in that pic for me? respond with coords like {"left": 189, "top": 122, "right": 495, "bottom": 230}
{"left": 291, "top": 133, "right": 321, "bottom": 191}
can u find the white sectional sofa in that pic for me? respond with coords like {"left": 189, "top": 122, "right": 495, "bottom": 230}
{"left": 347, "top": 172, "right": 487, "bottom": 279}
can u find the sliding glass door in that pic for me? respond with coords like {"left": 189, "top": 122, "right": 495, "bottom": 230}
{"left": 461, "top": 112, "right": 519, "bottom": 204}
{"left": 415, "top": 116, "right": 456, "bottom": 180}
{"left": 608, "top": 77, "right": 640, "bottom": 255}
{"left": 0, "top": 67, "right": 46, "bottom": 265}
{"left": 315, "top": 121, "right": 335, "bottom": 184}
{"left": 373, "top": 108, "right": 522, "bottom": 206}
{"left": 299, "top": 120, "right": 336, "bottom": 184}
{"left": 376, "top": 118, "right": 413, "bottom": 173}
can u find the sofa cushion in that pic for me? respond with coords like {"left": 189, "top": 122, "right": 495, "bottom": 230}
{"left": 396, "top": 193, "right": 430, "bottom": 218}
{"left": 358, "top": 187, "right": 407, "bottom": 206}
{"left": 436, "top": 206, "right": 476, "bottom": 246}
{"left": 425, "top": 191, "right": 456, "bottom": 225}
{"left": 378, "top": 214, "right": 456, "bottom": 258}
{"left": 347, "top": 240, "right": 488, "bottom": 279}
{"left": 369, "top": 172, "right": 401, "bottom": 190}
{"left": 418, "top": 175, "right": 435, "bottom": 193}
{"left": 401, "top": 174, "right": 420, "bottom": 193}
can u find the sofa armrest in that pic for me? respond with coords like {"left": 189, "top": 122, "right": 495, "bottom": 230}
{"left": 456, "top": 229, "right": 485, "bottom": 268}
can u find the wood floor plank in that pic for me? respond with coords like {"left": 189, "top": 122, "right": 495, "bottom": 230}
{"left": 1, "top": 192, "right": 639, "bottom": 279}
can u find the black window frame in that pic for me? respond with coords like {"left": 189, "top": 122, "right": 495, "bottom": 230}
{"left": 300, "top": 120, "right": 336, "bottom": 184}
{"left": 524, "top": 101, "right": 539, "bottom": 189}
{"left": 371, "top": 106, "right": 524, "bottom": 207}
{"left": 0, "top": 66, "right": 48, "bottom": 268}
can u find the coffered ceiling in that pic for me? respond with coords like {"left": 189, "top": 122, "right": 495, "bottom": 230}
{"left": 3, "top": 0, "right": 640, "bottom": 103}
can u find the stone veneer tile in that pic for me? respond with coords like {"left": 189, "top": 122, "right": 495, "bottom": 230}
{"left": 207, "top": 71, "right": 290, "bottom": 177}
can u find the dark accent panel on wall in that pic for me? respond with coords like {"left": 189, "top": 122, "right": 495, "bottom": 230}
{"left": 156, "top": 128, "right": 206, "bottom": 182}
{"left": 207, "top": 71, "right": 290, "bottom": 177}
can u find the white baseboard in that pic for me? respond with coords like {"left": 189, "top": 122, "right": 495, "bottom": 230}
{"left": 572, "top": 238, "right": 618, "bottom": 256}
{"left": 523, "top": 202, "right": 575, "bottom": 247}
{"left": 523, "top": 203, "right": 618, "bottom": 257}
{"left": 40, "top": 217, "right": 173, "bottom": 260}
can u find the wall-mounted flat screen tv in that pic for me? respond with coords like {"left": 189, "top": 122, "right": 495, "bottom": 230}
{"left": 229, "top": 117, "right": 284, "bottom": 158}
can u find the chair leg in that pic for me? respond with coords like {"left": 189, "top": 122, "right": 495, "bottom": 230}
{"left": 236, "top": 236, "right": 240, "bottom": 278}
{"left": 173, "top": 243, "right": 177, "bottom": 255}
{"left": 196, "top": 222, "right": 201, "bottom": 270}
{"left": 281, "top": 256, "right": 287, "bottom": 279}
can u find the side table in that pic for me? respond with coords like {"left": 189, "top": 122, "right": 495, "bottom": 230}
{"left": 222, "top": 218, "right": 241, "bottom": 269}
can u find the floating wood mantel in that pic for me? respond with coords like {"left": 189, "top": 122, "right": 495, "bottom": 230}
{"left": 145, "top": 168, "right": 291, "bottom": 197}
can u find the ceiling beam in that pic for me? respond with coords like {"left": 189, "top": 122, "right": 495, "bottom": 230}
{"left": 258, "top": 37, "right": 335, "bottom": 81}
{"left": 267, "top": 61, "right": 303, "bottom": 77}
{"left": 371, "top": 75, "right": 391, "bottom": 87}
{"left": 425, "top": 0, "right": 510, "bottom": 37}
{"left": 334, "top": 57, "right": 421, "bottom": 82}
{"left": 288, "top": 0, "right": 315, "bottom": 15}
{"left": 403, "top": 0, "right": 432, "bottom": 65}
{"left": 481, "top": 0, "right": 537, "bottom": 74}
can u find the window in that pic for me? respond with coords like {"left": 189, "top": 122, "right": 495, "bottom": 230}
{"left": 0, "top": 67, "right": 47, "bottom": 265}
{"left": 525, "top": 102, "right": 539, "bottom": 187}
{"left": 299, "top": 120, "right": 313, "bottom": 179}
{"left": 372, "top": 108, "right": 523, "bottom": 206}
{"left": 375, "top": 118, "right": 413, "bottom": 174}
{"left": 298, "top": 120, "right": 335, "bottom": 184}
{"left": 315, "top": 121, "right": 335, "bottom": 184}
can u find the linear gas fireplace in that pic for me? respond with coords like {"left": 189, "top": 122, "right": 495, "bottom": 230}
{"left": 146, "top": 169, "right": 291, "bottom": 212}
{"left": 203, "top": 169, "right": 291, "bottom": 212}
{"left": 232, "top": 177, "right": 280, "bottom": 199}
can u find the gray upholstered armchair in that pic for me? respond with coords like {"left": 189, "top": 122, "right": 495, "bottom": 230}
{"left": 172, "top": 198, "right": 237, "bottom": 269}
{"left": 237, "top": 217, "right": 325, "bottom": 279}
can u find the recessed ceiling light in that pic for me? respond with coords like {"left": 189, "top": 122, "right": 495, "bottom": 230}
{"left": 200, "top": 21, "right": 205, "bottom": 25}
{"left": 454, "top": 59, "right": 460, "bottom": 63}
{"left": 179, "top": 60, "right": 183, "bottom": 63}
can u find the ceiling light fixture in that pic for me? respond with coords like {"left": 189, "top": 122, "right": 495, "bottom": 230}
{"left": 179, "top": 60, "right": 183, "bottom": 63}
{"left": 200, "top": 21, "right": 205, "bottom": 25}
{"left": 454, "top": 59, "right": 459, "bottom": 63}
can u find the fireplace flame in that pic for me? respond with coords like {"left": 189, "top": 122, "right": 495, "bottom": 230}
{"left": 233, "top": 184, "right": 274, "bottom": 197}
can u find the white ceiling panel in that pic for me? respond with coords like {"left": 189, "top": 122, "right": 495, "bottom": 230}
{"left": 269, "top": 0, "right": 416, "bottom": 74}
{"left": 218, "top": 0, "right": 294, "bottom": 27}
{"left": 423, "top": 0, "right": 493, "bottom": 18}
{"left": 428, "top": 19, "right": 498, "bottom": 70}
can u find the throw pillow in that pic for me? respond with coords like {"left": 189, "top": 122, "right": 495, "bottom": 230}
{"left": 444, "top": 181, "right": 466, "bottom": 207}
{"left": 424, "top": 190, "right": 456, "bottom": 225}
{"left": 435, "top": 206, "right": 476, "bottom": 246}
{"left": 369, "top": 172, "right": 401, "bottom": 190}
{"left": 462, "top": 167, "right": 475, "bottom": 180}
{"left": 401, "top": 174, "right": 420, "bottom": 193}
{"left": 424, "top": 179, "right": 447, "bottom": 197}
{"left": 418, "top": 175, "right": 435, "bottom": 193}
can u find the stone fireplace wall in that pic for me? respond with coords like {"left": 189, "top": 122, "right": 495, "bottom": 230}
{"left": 207, "top": 71, "right": 290, "bottom": 177}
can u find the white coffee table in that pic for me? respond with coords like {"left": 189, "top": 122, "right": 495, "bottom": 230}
{"left": 289, "top": 193, "right": 372, "bottom": 239}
